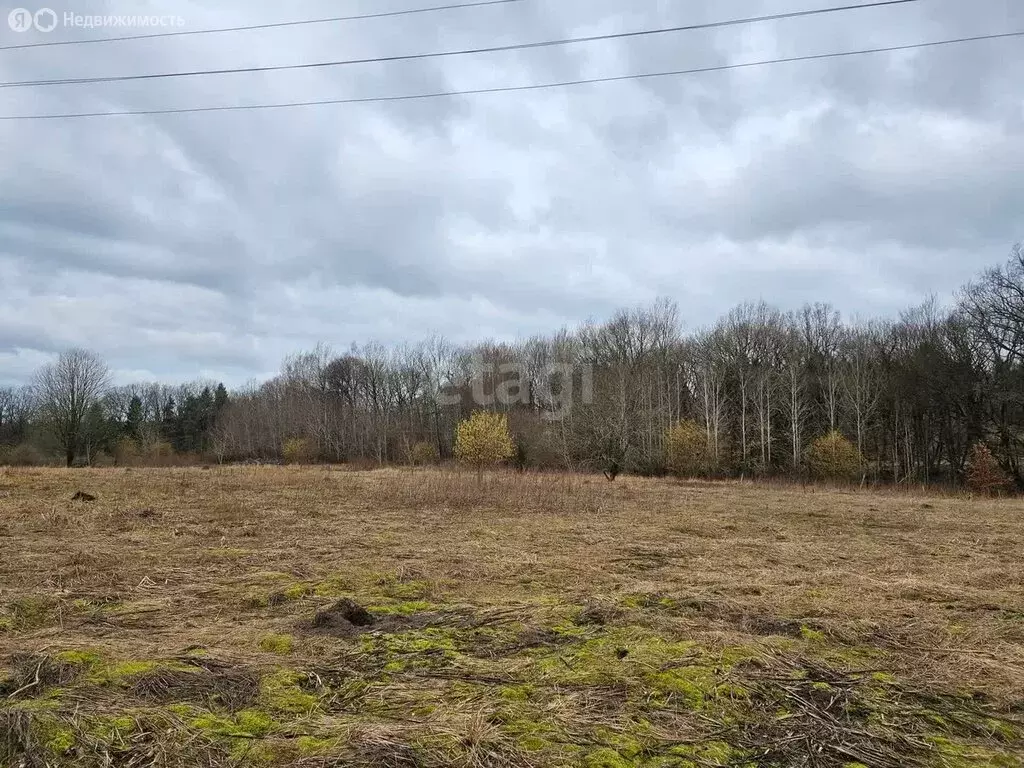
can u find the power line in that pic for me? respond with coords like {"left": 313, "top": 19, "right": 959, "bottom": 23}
{"left": 0, "top": 0, "right": 523, "bottom": 53}
{"left": 0, "top": 0, "right": 920, "bottom": 90}
{"left": 2, "top": 30, "right": 1018, "bottom": 121}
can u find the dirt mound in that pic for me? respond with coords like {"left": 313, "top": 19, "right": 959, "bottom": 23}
{"left": 306, "top": 599, "right": 377, "bottom": 637}
{"left": 300, "top": 599, "right": 443, "bottom": 638}
{"left": 318, "top": 598, "right": 375, "bottom": 627}
{"left": 574, "top": 600, "right": 622, "bottom": 627}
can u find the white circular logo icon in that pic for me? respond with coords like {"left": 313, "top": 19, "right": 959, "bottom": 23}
{"left": 34, "top": 7, "right": 57, "bottom": 32}
{"left": 8, "top": 8, "right": 33, "bottom": 32}
{"left": 7, "top": 7, "right": 57, "bottom": 32}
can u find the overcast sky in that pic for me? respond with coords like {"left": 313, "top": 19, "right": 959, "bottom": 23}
{"left": 0, "top": 0, "right": 1021, "bottom": 386}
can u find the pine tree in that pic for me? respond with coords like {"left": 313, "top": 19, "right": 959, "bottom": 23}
{"left": 125, "top": 396, "right": 144, "bottom": 440}
{"left": 214, "top": 383, "right": 229, "bottom": 412}
{"left": 161, "top": 398, "right": 178, "bottom": 447}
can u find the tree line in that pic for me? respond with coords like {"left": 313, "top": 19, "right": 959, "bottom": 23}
{"left": 1, "top": 246, "right": 1021, "bottom": 488}
{"left": 0, "top": 358, "right": 229, "bottom": 467}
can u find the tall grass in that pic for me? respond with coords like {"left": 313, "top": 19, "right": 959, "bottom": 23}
{"left": 364, "top": 468, "right": 606, "bottom": 515}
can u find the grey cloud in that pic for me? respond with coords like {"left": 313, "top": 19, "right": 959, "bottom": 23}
{"left": 0, "top": 0, "right": 1021, "bottom": 385}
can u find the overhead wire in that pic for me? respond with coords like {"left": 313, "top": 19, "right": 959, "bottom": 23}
{"left": 1, "top": 30, "right": 1019, "bottom": 121}
{"left": 0, "top": 0, "right": 921, "bottom": 89}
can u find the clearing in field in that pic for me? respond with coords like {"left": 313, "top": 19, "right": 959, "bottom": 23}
{"left": 0, "top": 467, "right": 1022, "bottom": 767}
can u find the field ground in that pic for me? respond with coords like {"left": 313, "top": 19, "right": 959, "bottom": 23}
{"left": 0, "top": 467, "right": 1022, "bottom": 767}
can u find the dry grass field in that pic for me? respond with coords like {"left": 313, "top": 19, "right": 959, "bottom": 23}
{"left": 0, "top": 467, "right": 1022, "bottom": 768}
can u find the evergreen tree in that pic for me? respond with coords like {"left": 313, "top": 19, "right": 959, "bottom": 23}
{"left": 161, "top": 397, "right": 179, "bottom": 446}
{"left": 214, "top": 383, "right": 229, "bottom": 412}
{"left": 178, "top": 394, "right": 199, "bottom": 452}
{"left": 125, "top": 395, "right": 144, "bottom": 440}
{"left": 198, "top": 387, "right": 215, "bottom": 428}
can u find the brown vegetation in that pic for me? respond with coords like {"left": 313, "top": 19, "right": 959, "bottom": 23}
{"left": 664, "top": 421, "right": 709, "bottom": 478}
{"left": 0, "top": 466, "right": 1022, "bottom": 767}
{"left": 966, "top": 442, "right": 1013, "bottom": 497}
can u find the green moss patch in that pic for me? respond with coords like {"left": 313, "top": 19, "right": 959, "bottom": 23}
{"left": 3, "top": 596, "right": 1022, "bottom": 768}
{"left": 3, "top": 596, "right": 57, "bottom": 630}
{"left": 258, "top": 634, "right": 296, "bottom": 655}
{"left": 258, "top": 670, "right": 319, "bottom": 715}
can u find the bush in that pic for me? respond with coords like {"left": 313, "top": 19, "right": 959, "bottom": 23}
{"left": 664, "top": 420, "right": 708, "bottom": 478}
{"left": 454, "top": 412, "right": 515, "bottom": 479}
{"left": 282, "top": 437, "right": 314, "bottom": 465}
{"left": 806, "top": 430, "right": 862, "bottom": 481}
{"left": 633, "top": 457, "right": 668, "bottom": 478}
{"left": 113, "top": 437, "right": 140, "bottom": 466}
{"left": 409, "top": 441, "right": 440, "bottom": 466}
{"left": 511, "top": 441, "right": 528, "bottom": 472}
{"left": 142, "top": 440, "right": 177, "bottom": 467}
{"left": 0, "top": 443, "right": 44, "bottom": 467}
{"left": 965, "top": 442, "right": 1012, "bottom": 496}
{"left": 91, "top": 451, "right": 115, "bottom": 468}
{"left": 506, "top": 411, "right": 564, "bottom": 470}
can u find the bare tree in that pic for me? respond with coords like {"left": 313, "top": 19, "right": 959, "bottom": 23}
{"left": 799, "top": 303, "right": 844, "bottom": 432}
{"left": 282, "top": 342, "right": 336, "bottom": 458}
{"left": 690, "top": 329, "right": 729, "bottom": 469}
{"left": 34, "top": 349, "right": 111, "bottom": 467}
{"left": 961, "top": 245, "right": 1024, "bottom": 480}
{"left": 751, "top": 305, "right": 785, "bottom": 473}
{"left": 781, "top": 320, "right": 810, "bottom": 471}
{"left": 961, "top": 244, "right": 1024, "bottom": 367}
{"left": 840, "top": 325, "right": 884, "bottom": 462}
{"left": 576, "top": 299, "right": 681, "bottom": 472}
{"left": 0, "top": 387, "right": 13, "bottom": 438}
{"left": 722, "top": 303, "right": 765, "bottom": 472}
